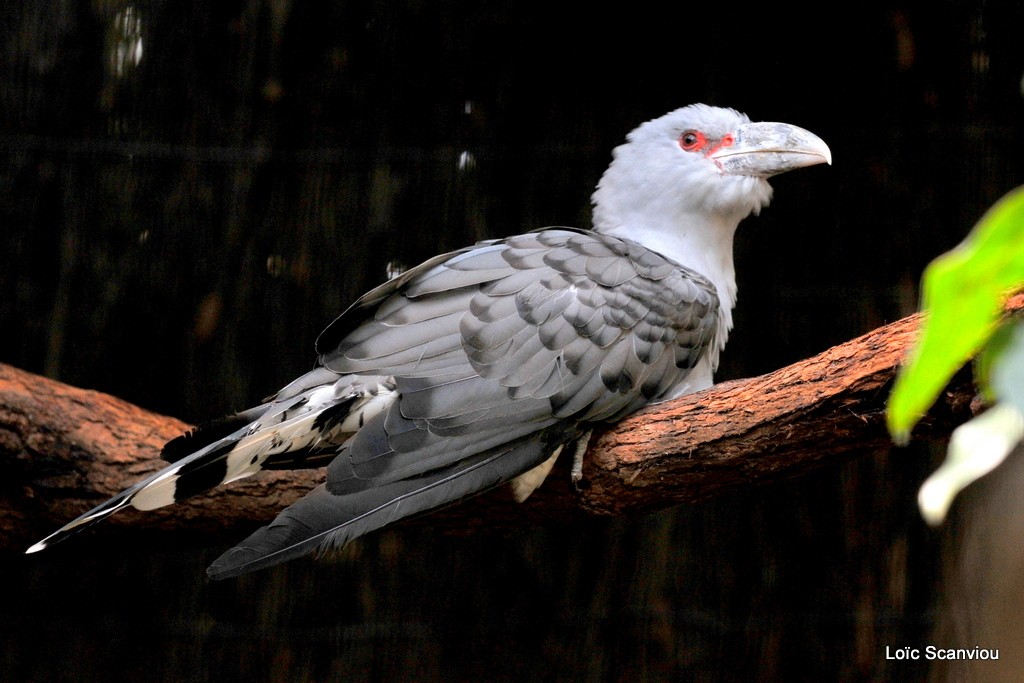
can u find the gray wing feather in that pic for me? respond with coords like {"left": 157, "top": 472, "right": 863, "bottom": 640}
{"left": 549, "top": 368, "right": 614, "bottom": 418}
{"left": 468, "top": 288, "right": 518, "bottom": 322}
{"left": 477, "top": 267, "right": 547, "bottom": 297}
{"left": 206, "top": 434, "right": 555, "bottom": 580}
{"left": 460, "top": 309, "right": 527, "bottom": 350}
{"left": 344, "top": 312, "right": 464, "bottom": 360}
{"left": 373, "top": 288, "right": 470, "bottom": 325}
{"left": 329, "top": 406, "right": 556, "bottom": 492}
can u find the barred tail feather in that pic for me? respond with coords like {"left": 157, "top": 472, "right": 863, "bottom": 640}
{"left": 26, "top": 427, "right": 254, "bottom": 553}
{"left": 161, "top": 404, "right": 268, "bottom": 463}
{"left": 206, "top": 436, "right": 552, "bottom": 579}
{"left": 27, "top": 373, "right": 397, "bottom": 555}
{"left": 26, "top": 482, "right": 140, "bottom": 553}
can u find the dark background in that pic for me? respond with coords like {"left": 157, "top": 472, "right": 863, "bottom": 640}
{"left": 3, "top": 1, "right": 1024, "bottom": 681}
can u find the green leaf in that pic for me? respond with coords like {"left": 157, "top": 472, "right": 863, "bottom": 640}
{"left": 888, "top": 187, "right": 1024, "bottom": 444}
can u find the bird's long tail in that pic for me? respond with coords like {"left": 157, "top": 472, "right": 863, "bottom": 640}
{"left": 26, "top": 416, "right": 263, "bottom": 553}
{"left": 27, "top": 370, "right": 396, "bottom": 554}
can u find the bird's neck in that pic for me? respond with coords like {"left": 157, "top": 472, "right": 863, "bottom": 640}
{"left": 596, "top": 211, "right": 741, "bottom": 324}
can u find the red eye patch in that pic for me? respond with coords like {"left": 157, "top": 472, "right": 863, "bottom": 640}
{"left": 678, "top": 131, "right": 735, "bottom": 156}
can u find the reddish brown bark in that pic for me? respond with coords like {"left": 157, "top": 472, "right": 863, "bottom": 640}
{"left": 5, "top": 298, "right": 1015, "bottom": 551}
{"left": 581, "top": 310, "right": 972, "bottom": 514}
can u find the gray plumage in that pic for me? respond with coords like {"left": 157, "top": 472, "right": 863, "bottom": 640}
{"left": 28, "top": 104, "right": 831, "bottom": 578}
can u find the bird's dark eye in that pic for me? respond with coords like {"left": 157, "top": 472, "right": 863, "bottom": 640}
{"left": 679, "top": 131, "right": 706, "bottom": 152}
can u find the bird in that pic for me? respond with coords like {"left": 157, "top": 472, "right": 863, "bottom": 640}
{"left": 27, "top": 104, "right": 831, "bottom": 579}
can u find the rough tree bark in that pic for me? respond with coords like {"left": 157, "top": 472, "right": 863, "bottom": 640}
{"left": 5, "top": 297, "right": 1016, "bottom": 552}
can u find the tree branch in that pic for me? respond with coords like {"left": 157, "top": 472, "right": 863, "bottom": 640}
{"left": 6, "top": 298, "right": 1016, "bottom": 551}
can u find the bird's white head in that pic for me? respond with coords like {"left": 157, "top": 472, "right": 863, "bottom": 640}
{"left": 592, "top": 103, "right": 831, "bottom": 321}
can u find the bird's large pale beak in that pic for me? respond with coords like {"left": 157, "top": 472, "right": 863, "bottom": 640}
{"left": 708, "top": 122, "right": 832, "bottom": 178}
